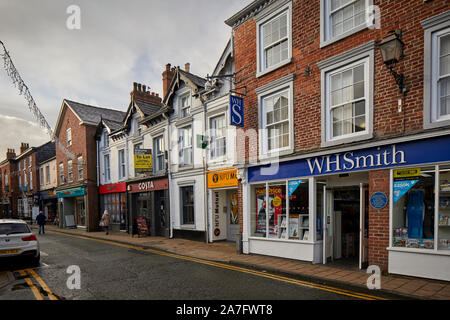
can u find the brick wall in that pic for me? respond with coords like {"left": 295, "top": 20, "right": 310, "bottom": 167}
{"left": 232, "top": 0, "right": 449, "bottom": 161}
{"left": 368, "top": 169, "right": 390, "bottom": 272}
{"left": 56, "top": 104, "right": 99, "bottom": 231}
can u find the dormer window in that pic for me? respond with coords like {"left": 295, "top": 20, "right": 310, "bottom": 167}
{"left": 180, "top": 95, "right": 190, "bottom": 118}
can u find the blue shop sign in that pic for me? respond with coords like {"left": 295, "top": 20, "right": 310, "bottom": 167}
{"left": 248, "top": 135, "right": 450, "bottom": 183}
{"left": 230, "top": 95, "right": 244, "bottom": 127}
{"left": 57, "top": 187, "right": 86, "bottom": 198}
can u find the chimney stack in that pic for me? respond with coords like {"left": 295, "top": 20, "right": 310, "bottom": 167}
{"left": 162, "top": 63, "right": 176, "bottom": 99}
{"left": 20, "top": 143, "right": 29, "bottom": 154}
{"left": 6, "top": 148, "right": 16, "bottom": 160}
{"left": 185, "top": 63, "right": 190, "bottom": 73}
{"left": 130, "top": 82, "right": 162, "bottom": 105}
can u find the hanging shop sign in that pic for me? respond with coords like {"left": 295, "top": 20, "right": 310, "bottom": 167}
{"left": 207, "top": 169, "right": 238, "bottom": 189}
{"left": 370, "top": 192, "right": 388, "bottom": 210}
{"left": 128, "top": 178, "right": 168, "bottom": 194}
{"left": 134, "top": 149, "right": 152, "bottom": 173}
{"left": 248, "top": 135, "right": 450, "bottom": 183}
{"left": 99, "top": 183, "right": 127, "bottom": 195}
{"left": 230, "top": 95, "right": 244, "bottom": 127}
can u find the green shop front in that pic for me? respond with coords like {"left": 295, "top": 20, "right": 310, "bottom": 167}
{"left": 57, "top": 186, "right": 87, "bottom": 229}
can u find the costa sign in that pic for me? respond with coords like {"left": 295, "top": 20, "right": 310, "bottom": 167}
{"left": 128, "top": 178, "right": 168, "bottom": 193}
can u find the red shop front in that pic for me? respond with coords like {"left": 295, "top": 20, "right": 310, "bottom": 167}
{"left": 99, "top": 182, "right": 128, "bottom": 232}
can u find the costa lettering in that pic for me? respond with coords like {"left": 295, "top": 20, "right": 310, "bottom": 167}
{"left": 139, "top": 181, "right": 154, "bottom": 190}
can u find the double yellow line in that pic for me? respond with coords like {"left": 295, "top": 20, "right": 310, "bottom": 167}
{"left": 17, "top": 269, "right": 58, "bottom": 300}
{"left": 49, "top": 230, "right": 387, "bottom": 300}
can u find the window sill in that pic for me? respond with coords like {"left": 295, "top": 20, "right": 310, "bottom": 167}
{"left": 259, "top": 147, "right": 294, "bottom": 161}
{"left": 178, "top": 164, "right": 194, "bottom": 171}
{"left": 179, "top": 224, "right": 196, "bottom": 230}
{"left": 424, "top": 119, "right": 450, "bottom": 130}
{"left": 320, "top": 24, "right": 369, "bottom": 49}
{"left": 321, "top": 131, "right": 373, "bottom": 148}
{"left": 256, "top": 57, "right": 293, "bottom": 78}
{"left": 388, "top": 246, "right": 450, "bottom": 256}
{"left": 248, "top": 236, "right": 315, "bottom": 244}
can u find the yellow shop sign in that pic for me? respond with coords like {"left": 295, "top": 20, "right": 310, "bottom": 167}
{"left": 207, "top": 169, "right": 238, "bottom": 189}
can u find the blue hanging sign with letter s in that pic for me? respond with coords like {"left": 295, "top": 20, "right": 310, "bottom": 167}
{"left": 230, "top": 95, "right": 244, "bottom": 127}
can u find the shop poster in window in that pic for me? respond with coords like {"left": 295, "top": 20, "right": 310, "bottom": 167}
{"left": 230, "top": 193, "right": 239, "bottom": 224}
{"left": 255, "top": 187, "right": 284, "bottom": 236}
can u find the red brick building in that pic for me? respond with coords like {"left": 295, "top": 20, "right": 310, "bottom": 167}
{"left": 54, "top": 99, "right": 125, "bottom": 232}
{"left": 226, "top": 0, "right": 450, "bottom": 281}
{"left": 0, "top": 148, "right": 18, "bottom": 218}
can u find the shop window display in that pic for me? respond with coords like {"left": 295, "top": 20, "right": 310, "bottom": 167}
{"left": 251, "top": 184, "right": 267, "bottom": 237}
{"left": 439, "top": 166, "right": 450, "bottom": 250}
{"left": 392, "top": 167, "right": 435, "bottom": 249}
{"left": 286, "top": 180, "right": 309, "bottom": 240}
{"left": 268, "top": 184, "right": 286, "bottom": 239}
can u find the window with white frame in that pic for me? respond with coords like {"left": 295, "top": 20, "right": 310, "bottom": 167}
{"left": 322, "top": 0, "right": 369, "bottom": 45}
{"left": 59, "top": 163, "right": 64, "bottom": 184}
{"left": 67, "top": 128, "right": 72, "bottom": 146}
{"left": 77, "top": 157, "right": 83, "bottom": 180}
{"left": 328, "top": 61, "right": 367, "bottom": 138}
{"left": 423, "top": 12, "right": 450, "bottom": 129}
{"left": 259, "top": 82, "right": 293, "bottom": 155}
{"left": 210, "top": 115, "right": 226, "bottom": 159}
{"left": 46, "top": 165, "right": 50, "bottom": 184}
{"left": 433, "top": 30, "right": 450, "bottom": 121}
{"left": 29, "top": 172, "right": 32, "bottom": 190}
{"left": 257, "top": 3, "right": 291, "bottom": 75}
{"left": 180, "top": 95, "right": 190, "bottom": 118}
{"left": 40, "top": 168, "right": 44, "bottom": 186}
{"left": 18, "top": 161, "right": 21, "bottom": 171}
{"left": 24, "top": 172, "right": 27, "bottom": 187}
{"left": 179, "top": 126, "right": 192, "bottom": 166}
{"left": 154, "top": 136, "right": 164, "bottom": 172}
{"left": 118, "top": 150, "right": 126, "bottom": 179}
{"left": 68, "top": 160, "right": 73, "bottom": 182}
{"left": 4, "top": 173, "right": 7, "bottom": 187}
{"left": 29, "top": 156, "right": 32, "bottom": 167}
{"left": 103, "top": 130, "right": 109, "bottom": 148}
{"left": 180, "top": 185, "right": 194, "bottom": 225}
{"left": 104, "top": 154, "right": 111, "bottom": 182}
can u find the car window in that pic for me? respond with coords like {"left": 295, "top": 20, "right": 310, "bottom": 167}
{"left": 0, "top": 223, "right": 30, "bottom": 235}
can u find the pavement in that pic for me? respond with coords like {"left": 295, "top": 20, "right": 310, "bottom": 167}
{"left": 29, "top": 224, "right": 450, "bottom": 300}
{"left": 0, "top": 271, "right": 14, "bottom": 289}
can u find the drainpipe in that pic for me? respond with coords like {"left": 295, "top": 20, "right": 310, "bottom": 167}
{"left": 162, "top": 112, "right": 173, "bottom": 239}
{"left": 203, "top": 99, "right": 209, "bottom": 244}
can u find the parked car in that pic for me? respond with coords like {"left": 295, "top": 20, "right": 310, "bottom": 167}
{"left": 0, "top": 219, "right": 40, "bottom": 265}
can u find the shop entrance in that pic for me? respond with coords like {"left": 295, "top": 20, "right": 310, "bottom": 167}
{"left": 323, "top": 183, "right": 369, "bottom": 269}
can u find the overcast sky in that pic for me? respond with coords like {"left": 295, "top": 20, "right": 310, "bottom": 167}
{"left": 0, "top": 0, "right": 252, "bottom": 158}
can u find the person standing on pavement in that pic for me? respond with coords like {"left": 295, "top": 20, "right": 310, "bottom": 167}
{"left": 100, "top": 210, "right": 111, "bottom": 235}
{"left": 36, "top": 211, "right": 46, "bottom": 235}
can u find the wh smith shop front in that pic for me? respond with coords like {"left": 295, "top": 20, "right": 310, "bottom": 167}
{"left": 243, "top": 134, "right": 450, "bottom": 281}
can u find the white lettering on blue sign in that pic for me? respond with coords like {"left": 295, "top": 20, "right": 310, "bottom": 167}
{"left": 230, "top": 95, "right": 244, "bottom": 127}
{"left": 306, "top": 145, "right": 406, "bottom": 175}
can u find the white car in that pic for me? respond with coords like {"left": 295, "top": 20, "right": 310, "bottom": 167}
{"left": 0, "top": 219, "right": 40, "bottom": 265}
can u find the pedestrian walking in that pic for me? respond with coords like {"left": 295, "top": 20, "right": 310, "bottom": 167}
{"left": 36, "top": 211, "right": 46, "bottom": 235}
{"left": 100, "top": 210, "right": 111, "bottom": 235}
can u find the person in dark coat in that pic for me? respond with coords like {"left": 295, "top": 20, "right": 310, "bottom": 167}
{"left": 36, "top": 211, "right": 46, "bottom": 234}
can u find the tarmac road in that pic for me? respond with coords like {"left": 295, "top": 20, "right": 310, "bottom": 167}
{"left": 0, "top": 231, "right": 403, "bottom": 301}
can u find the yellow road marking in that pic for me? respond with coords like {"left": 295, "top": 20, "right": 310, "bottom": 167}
{"left": 48, "top": 230, "right": 387, "bottom": 300}
{"left": 26, "top": 269, "right": 58, "bottom": 300}
{"left": 18, "top": 270, "right": 43, "bottom": 300}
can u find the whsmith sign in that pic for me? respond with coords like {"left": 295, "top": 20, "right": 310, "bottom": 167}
{"left": 248, "top": 135, "right": 450, "bottom": 183}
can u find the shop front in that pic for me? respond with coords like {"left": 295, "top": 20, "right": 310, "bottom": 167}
{"left": 128, "top": 177, "right": 169, "bottom": 237}
{"left": 39, "top": 190, "right": 57, "bottom": 222}
{"left": 207, "top": 168, "right": 239, "bottom": 242}
{"left": 99, "top": 183, "right": 128, "bottom": 232}
{"left": 244, "top": 134, "right": 450, "bottom": 281}
{"left": 57, "top": 187, "right": 87, "bottom": 229}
